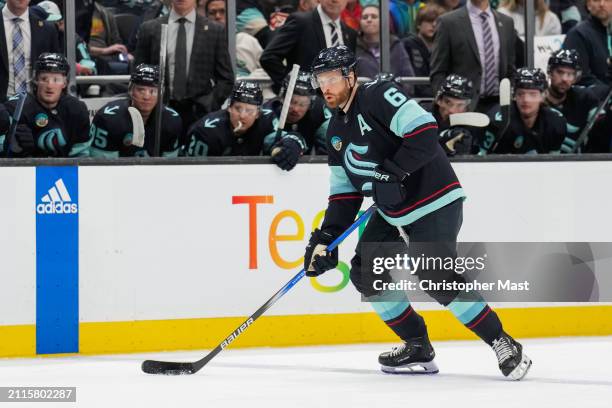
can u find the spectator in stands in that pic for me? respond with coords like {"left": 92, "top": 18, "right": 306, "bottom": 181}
{"left": 135, "top": 0, "right": 235, "bottom": 131}
{"left": 355, "top": 5, "right": 415, "bottom": 87}
{"left": 37, "top": 1, "right": 97, "bottom": 76}
{"left": 199, "top": 0, "right": 224, "bottom": 23}
{"left": 430, "top": 0, "right": 516, "bottom": 113}
{"left": 260, "top": 0, "right": 357, "bottom": 93}
{"left": 298, "top": 0, "right": 318, "bottom": 12}
{"left": 481, "top": 68, "right": 567, "bottom": 154}
{"left": 563, "top": 0, "right": 611, "bottom": 96}
{"left": 498, "top": 0, "right": 562, "bottom": 36}
{"left": 0, "top": 0, "right": 60, "bottom": 100}
{"left": 431, "top": 0, "right": 461, "bottom": 13}
{"left": 88, "top": 1, "right": 132, "bottom": 75}
{"left": 90, "top": 64, "right": 183, "bottom": 158}
{"left": 185, "top": 81, "right": 307, "bottom": 171}
{"left": 2, "top": 53, "right": 91, "bottom": 157}
{"left": 340, "top": 0, "right": 360, "bottom": 30}
{"left": 402, "top": 4, "right": 443, "bottom": 98}
{"left": 549, "top": 0, "right": 586, "bottom": 33}
{"left": 237, "top": 0, "right": 272, "bottom": 47}
{"left": 389, "top": 0, "right": 425, "bottom": 37}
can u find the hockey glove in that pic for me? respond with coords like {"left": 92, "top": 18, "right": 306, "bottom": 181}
{"left": 271, "top": 136, "right": 302, "bottom": 171}
{"left": 372, "top": 159, "right": 408, "bottom": 207}
{"left": 304, "top": 229, "right": 338, "bottom": 277}
{"left": 12, "top": 124, "right": 35, "bottom": 154}
{"left": 439, "top": 127, "right": 473, "bottom": 156}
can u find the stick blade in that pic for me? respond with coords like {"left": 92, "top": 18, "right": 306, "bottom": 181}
{"left": 499, "top": 78, "right": 511, "bottom": 107}
{"left": 449, "top": 112, "right": 490, "bottom": 128}
{"left": 142, "top": 360, "right": 197, "bottom": 375}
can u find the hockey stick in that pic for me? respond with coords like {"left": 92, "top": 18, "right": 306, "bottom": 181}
{"left": 488, "top": 78, "right": 511, "bottom": 153}
{"left": 449, "top": 112, "right": 490, "bottom": 128}
{"left": 271, "top": 64, "right": 300, "bottom": 157}
{"left": 141, "top": 204, "right": 376, "bottom": 375}
{"left": 127, "top": 107, "right": 146, "bottom": 148}
{"left": 153, "top": 23, "right": 168, "bottom": 157}
{"left": 569, "top": 86, "right": 612, "bottom": 153}
{"left": 5, "top": 92, "right": 27, "bottom": 157}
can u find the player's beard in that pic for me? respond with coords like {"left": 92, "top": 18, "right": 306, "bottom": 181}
{"left": 323, "top": 86, "right": 350, "bottom": 109}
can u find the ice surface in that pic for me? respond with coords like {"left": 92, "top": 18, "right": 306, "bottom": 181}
{"left": 1, "top": 337, "right": 611, "bottom": 408}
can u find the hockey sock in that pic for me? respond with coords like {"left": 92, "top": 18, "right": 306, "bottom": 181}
{"left": 370, "top": 293, "right": 427, "bottom": 341}
{"left": 447, "top": 297, "right": 503, "bottom": 345}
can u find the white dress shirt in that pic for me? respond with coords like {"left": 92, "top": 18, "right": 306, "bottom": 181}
{"left": 3, "top": 5, "right": 31, "bottom": 95}
{"left": 166, "top": 8, "right": 196, "bottom": 97}
{"left": 317, "top": 4, "right": 344, "bottom": 48}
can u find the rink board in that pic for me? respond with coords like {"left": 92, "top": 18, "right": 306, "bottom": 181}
{"left": 1, "top": 162, "right": 612, "bottom": 357}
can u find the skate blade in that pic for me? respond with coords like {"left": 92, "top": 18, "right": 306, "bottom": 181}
{"left": 381, "top": 360, "right": 439, "bottom": 375}
{"left": 508, "top": 353, "right": 532, "bottom": 381}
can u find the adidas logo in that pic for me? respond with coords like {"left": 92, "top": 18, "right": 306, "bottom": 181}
{"left": 36, "top": 178, "right": 78, "bottom": 215}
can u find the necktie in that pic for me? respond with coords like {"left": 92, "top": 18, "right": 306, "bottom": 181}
{"left": 12, "top": 17, "right": 27, "bottom": 94}
{"left": 329, "top": 22, "right": 339, "bottom": 47}
{"left": 173, "top": 17, "right": 187, "bottom": 100}
{"left": 480, "top": 12, "right": 498, "bottom": 97}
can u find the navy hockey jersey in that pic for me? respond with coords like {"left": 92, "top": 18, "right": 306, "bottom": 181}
{"left": 3, "top": 93, "right": 91, "bottom": 157}
{"left": 89, "top": 99, "right": 182, "bottom": 157}
{"left": 321, "top": 80, "right": 466, "bottom": 235}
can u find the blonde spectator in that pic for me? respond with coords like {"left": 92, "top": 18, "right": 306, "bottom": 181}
{"left": 498, "top": 0, "right": 562, "bottom": 36}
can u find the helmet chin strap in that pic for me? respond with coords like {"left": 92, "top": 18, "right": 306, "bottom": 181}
{"left": 339, "top": 74, "right": 356, "bottom": 112}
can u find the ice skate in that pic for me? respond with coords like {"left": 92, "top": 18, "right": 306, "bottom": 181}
{"left": 492, "top": 332, "right": 532, "bottom": 380}
{"left": 379, "top": 335, "right": 439, "bottom": 374}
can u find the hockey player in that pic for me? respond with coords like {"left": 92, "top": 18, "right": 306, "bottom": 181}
{"left": 89, "top": 64, "right": 182, "bottom": 158}
{"left": 186, "top": 81, "right": 307, "bottom": 171}
{"left": 263, "top": 70, "right": 331, "bottom": 155}
{"left": 545, "top": 49, "right": 604, "bottom": 153}
{"left": 482, "top": 68, "right": 567, "bottom": 154}
{"left": 434, "top": 74, "right": 477, "bottom": 156}
{"left": 2, "top": 53, "right": 91, "bottom": 157}
{"left": 303, "top": 45, "right": 531, "bottom": 380}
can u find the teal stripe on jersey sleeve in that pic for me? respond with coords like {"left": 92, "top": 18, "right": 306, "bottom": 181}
{"left": 162, "top": 148, "right": 180, "bottom": 158}
{"left": 389, "top": 99, "right": 436, "bottom": 138}
{"left": 89, "top": 147, "right": 119, "bottom": 158}
{"left": 263, "top": 130, "right": 281, "bottom": 154}
{"left": 330, "top": 165, "right": 358, "bottom": 195}
{"left": 69, "top": 138, "right": 93, "bottom": 157}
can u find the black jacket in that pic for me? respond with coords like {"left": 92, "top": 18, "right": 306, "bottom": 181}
{"left": 260, "top": 9, "right": 357, "bottom": 89}
{"left": 563, "top": 15, "right": 611, "bottom": 91}
{"left": 0, "top": 10, "right": 60, "bottom": 100}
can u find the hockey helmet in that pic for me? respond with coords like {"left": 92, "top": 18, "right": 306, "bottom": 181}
{"left": 310, "top": 45, "right": 357, "bottom": 88}
{"left": 282, "top": 70, "right": 315, "bottom": 97}
{"left": 437, "top": 74, "right": 473, "bottom": 100}
{"left": 547, "top": 49, "right": 581, "bottom": 74}
{"left": 35, "top": 53, "right": 69, "bottom": 76}
{"left": 514, "top": 68, "right": 547, "bottom": 92}
{"left": 230, "top": 81, "right": 263, "bottom": 106}
{"left": 130, "top": 64, "right": 160, "bottom": 87}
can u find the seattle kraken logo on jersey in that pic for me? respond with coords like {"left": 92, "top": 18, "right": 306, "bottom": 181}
{"left": 344, "top": 143, "right": 377, "bottom": 193}
{"left": 38, "top": 128, "right": 67, "bottom": 155}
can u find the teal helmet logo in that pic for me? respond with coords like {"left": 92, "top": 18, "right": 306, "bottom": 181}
{"left": 331, "top": 136, "right": 342, "bottom": 151}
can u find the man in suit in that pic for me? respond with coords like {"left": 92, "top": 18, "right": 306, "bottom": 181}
{"left": 1, "top": 0, "right": 60, "bottom": 101}
{"left": 430, "top": 0, "right": 516, "bottom": 113}
{"left": 260, "top": 0, "right": 357, "bottom": 93}
{"left": 135, "top": 0, "right": 234, "bottom": 129}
